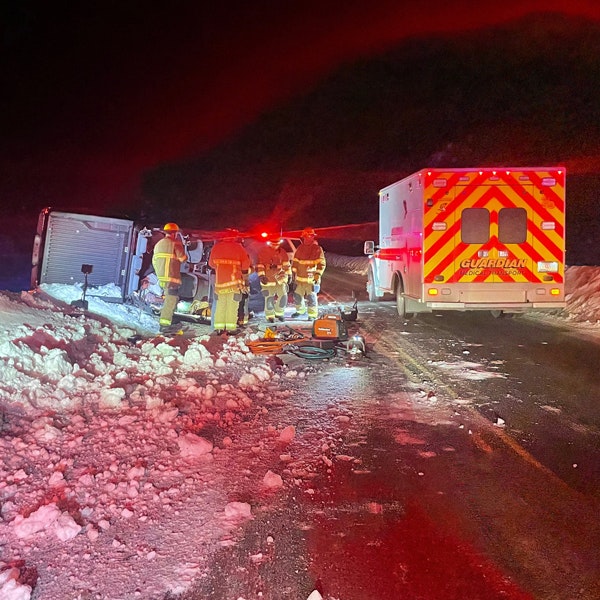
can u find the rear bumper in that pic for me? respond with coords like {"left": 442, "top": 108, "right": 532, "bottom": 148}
{"left": 426, "top": 301, "right": 566, "bottom": 311}
{"left": 419, "top": 282, "right": 565, "bottom": 311}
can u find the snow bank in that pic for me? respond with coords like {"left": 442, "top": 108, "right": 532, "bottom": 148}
{"left": 0, "top": 287, "right": 315, "bottom": 599}
{"left": 325, "top": 252, "right": 369, "bottom": 275}
{"left": 564, "top": 265, "right": 600, "bottom": 323}
{"left": 0, "top": 289, "right": 220, "bottom": 413}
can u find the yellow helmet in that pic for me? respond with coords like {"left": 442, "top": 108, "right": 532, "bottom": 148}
{"left": 301, "top": 227, "right": 316, "bottom": 238}
{"left": 163, "top": 222, "right": 180, "bottom": 233}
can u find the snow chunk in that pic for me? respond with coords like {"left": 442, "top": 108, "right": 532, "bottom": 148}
{"left": 177, "top": 433, "right": 213, "bottom": 458}
{"left": 156, "top": 406, "right": 179, "bottom": 422}
{"left": 99, "top": 387, "right": 126, "bottom": 408}
{"left": 33, "top": 424, "right": 62, "bottom": 442}
{"left": 127, "top": 465, "right": 145, "bottom": 480}
{"left": 203, "top": 384, "right": 217, "bottom": 399}
{"left": 54, "top": 512, "right": 82, "bottom": 541}
{"left": 222, "top": 501, "right": 252, "bottom": 522}
{"left": 238, "top": 373, "right": 259, "bottom": 388}
{"left": 278, "top": 425, "right": 296, "bottom": 444}
{"left": 182, "top": 344, "right": 213, "bottom": 369}
{"left": 0, "top": 567, "right": 32, "bottom": 600}
{"left": 13, "top": 503, "right": 61, "bottom": 538}
{"left": 262, "top": 470, "right": 284, "bottom": 490}
{"left": 48, "top": 471, "right": 65, "bottom": 487}
{"left": 12, "top": 502, "right": 81, "bottom": 542}
{"left": 238, "top": 364, "right": 272, "bottom": 388}
{"left": 38, "top": 347, "right": 74, "bottom": 381}
{"left": 249, "top": 365, "right": 272, "bottom": 382}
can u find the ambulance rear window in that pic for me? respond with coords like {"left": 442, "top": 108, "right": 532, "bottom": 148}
{"left": 461, "top": 208, "right": 489, "bottom": 244}
{"left": 498, "top": 208, "right": 527, "bottom": 244}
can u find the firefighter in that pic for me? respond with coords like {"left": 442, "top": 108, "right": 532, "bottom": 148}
{"left": 255, "top": 235, "right": 291, "bottom": 323}
{"left": 208, "top": 229, "right": 252, "bottom": 334}
{"left": 151, "top": 222, "right": 188, "bottom": 333}
{"left": 291, "top": 227, "right": 326, "bottom": 320}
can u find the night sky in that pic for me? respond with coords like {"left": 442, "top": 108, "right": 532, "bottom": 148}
{"left": 3, "top": 1, "right": 600, "bottom": 236}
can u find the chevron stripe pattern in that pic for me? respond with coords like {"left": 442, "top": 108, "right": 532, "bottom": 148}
{"left": 422, "top": 168, "right": 565, "bottom": 286}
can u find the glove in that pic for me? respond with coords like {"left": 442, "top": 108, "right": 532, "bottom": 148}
{"left": 260, "top": 275, "right": 269, "bottom": 285}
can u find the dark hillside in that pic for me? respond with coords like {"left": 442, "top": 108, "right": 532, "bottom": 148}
{"left": 138, "top": 13, "right": 600, "bottom": 263}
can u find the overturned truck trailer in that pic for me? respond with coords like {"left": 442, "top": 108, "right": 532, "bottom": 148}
{"left": 31, "top": 208, "right": 212, "bottom": 316}
{"left": 31, "top": 209, "right": 139, "bottom": 301}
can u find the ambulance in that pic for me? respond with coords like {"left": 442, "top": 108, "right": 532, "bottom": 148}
{"left": 364, "top": 167, "right": 566, "bottom": 317}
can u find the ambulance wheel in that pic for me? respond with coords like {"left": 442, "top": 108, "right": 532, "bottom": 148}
{"left": 367, "top": 267, "right": 379, "bottom": 302}
{"left": 396, "top": 285, "right": 413, "bottom": 319}
{"left": 490, "top": 310, "right": 504, "bottom": 318}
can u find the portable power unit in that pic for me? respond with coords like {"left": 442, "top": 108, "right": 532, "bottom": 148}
{"left": 312, "top": 313, "right": 348, "bottom": 341}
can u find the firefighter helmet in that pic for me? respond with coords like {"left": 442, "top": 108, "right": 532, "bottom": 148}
{"left": 301, "top": 227, "right": 317, "bottom": 238}
{"left": 268, "top": 235, "right": 282, "bottom": 245}
{"left": 163, "top": 222, "right": 180, "bottom": 233}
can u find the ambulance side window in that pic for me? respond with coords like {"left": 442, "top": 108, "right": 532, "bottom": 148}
{"left": 498, "top": 208, "right": 527, "bottom": 244}
{"left": 461, "top": 208, "right": 489, "bottom": 244}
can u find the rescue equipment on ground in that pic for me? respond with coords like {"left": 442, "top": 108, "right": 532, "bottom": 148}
{"left": 247, "top": 325, "right": 306, "bottom": 355}
{"left": 339, "top": 300, "right": 358, "bottom": 321}
{"left": 247, "top": 324, "right": 339, "bottom": 360}
{"left": 284, "top": 345, "right": 336, "bottom": 360}
{"left": 312, "top": 311, "right": 349, "bottom": 341}
{"left": 345, "top": 334, "right": 367, "bottom": 359}
{"left": 71, "top": 263, "right": 93, "bottom": 310}
{"left": 189, "top": 299, "right": 211, "bottom": 318}
{"left": 263, "top": 326, "right": 278, "bottom": 340}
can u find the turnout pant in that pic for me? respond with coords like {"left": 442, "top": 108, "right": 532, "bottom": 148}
{"left": 159, "top": 284, "right": 180, "bottom": 327}
{"left": 237, "top": 293, "right": 249, "bottom": 325}
{"left": 293, "top": 281, "right": 318, "bottom": 319}
{"left": 213, "top": 291, "right": 241, "bottom": 331}
{"left": 262, "top": 282, "right": 288, "bottom": 319}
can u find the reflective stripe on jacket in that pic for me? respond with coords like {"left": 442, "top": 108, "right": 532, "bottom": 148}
{"left": 152, "top": 236, "right": 187, "bottom": 286}
{"left": 208, "top": 240, "right": 252, "bottom": 293}
{"left": 255, "top": 245, "right": 291, "bottom": 284}
{"left": 292, "top": 241, "right": 326, "bottom": 283}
